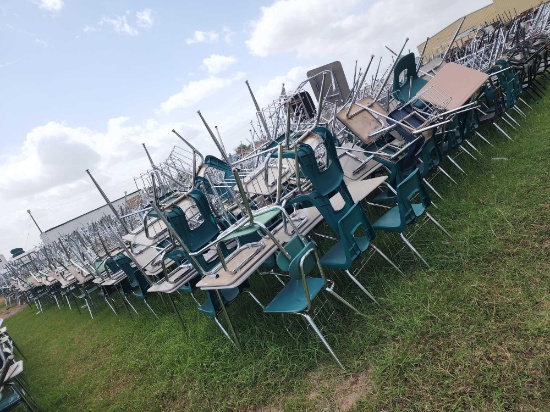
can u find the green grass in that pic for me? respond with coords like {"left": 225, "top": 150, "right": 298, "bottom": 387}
{"left": 5, "top": 94, "right": 550, "bottom": 411}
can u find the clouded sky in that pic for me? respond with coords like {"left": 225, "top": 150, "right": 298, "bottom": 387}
{"left": 0, "top": 0, "right": 490, "bottom": 257}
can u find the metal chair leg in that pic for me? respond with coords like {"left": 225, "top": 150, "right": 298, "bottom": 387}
{"left": 300, "top": 313, "right": 345, "bottom": 370}
{"left": 344, "top": 269, "right": 378, "bottom": 304}
{"left": 143, "top": 298, "right": 158, "bottom": 318}
{"left": 324, "top": 280, "right": 364, "bottom": 316}
{"left": 123, "top": 296, "right": 139, "bottom": 316}
{"left": 459, "top": 144, "right": 477, "bottom": 161}
{"left": 494, "top": 123, "right": 513, "bottom": 141}
{"left": 504, "top": 112, "right": 521, "bottom": 127}
{"left": 447, "top": 156, "right": 467, "bottom": 175}
{"left": 465, "top": 140, "right": 482, "bottom": 156}
{"left": 242, "top": 291, "right": 264, "bottom": 309}
{"left": 400, "top": 233, "right": 429, "bottom": 267}
{"left": 475, "top": 131, "right": 494, "bottom": 147}
{"left": 518, "top": 97, "right": 533, "bottom": 110}
{"left": 425, "top": 212, "right": 452, "bottom": 239}
{"left": 423, "top": 178, "right": 443, "bottom": 200}
{"left": 512, "top": 105, "right": 527, "bottom": 118}
{"left": 438, "top": 166, "right": 458, "bottom": 185}
{"left": 214, "top": 317, "right": 235, "bottom": 344}
{"left": 371, "top": 244, "right": 404, "bottom": 276}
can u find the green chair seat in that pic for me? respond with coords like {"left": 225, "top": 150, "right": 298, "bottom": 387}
{"left": 319, "top": 235, "right": 371, "bottom": 269}
{"left": 372, "top": 203, "right": 425, "bottom": 232}
{"left": 0, "top": 387, "right": 22, "bottom": 411}
{"left": 263, "top": 278, "right": 324, "bottom": 313}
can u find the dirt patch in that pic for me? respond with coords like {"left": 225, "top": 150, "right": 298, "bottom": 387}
{"left": 0, "top": 298, "right": 27, "bottom": 320}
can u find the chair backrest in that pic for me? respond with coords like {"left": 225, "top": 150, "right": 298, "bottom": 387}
{"left": 297, "top": 127, "right": 345, "bottom": 197}
{"left": 397, "top": 168, "right": 431, "bottom": 227}
{"left": 336, "top": 202, "right": 376, "bottom": 265}
{"left": 113, "top": 254, "right": 150, "bottom": 295}
{"left": 276, "top": 236, "right": 315, "bottom": 276}
{"left": 166, "top": 189, "right": 219, "bottom": 253}
{"left": 392, "top": 53, "right": 419, "bottom": 94}
{"left": 419, "top": 137, "right": 441, "bottom": 176}
{"left": 275, "top": 237, "right": 318, "bottom": 281}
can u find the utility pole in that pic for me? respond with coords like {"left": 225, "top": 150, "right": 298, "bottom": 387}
{"left": 27, "top": 209, "right": 43, "bottom": 234}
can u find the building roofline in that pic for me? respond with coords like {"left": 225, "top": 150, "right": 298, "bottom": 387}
{"left": 43, "top": 189, "right": 141, "bottom": 234}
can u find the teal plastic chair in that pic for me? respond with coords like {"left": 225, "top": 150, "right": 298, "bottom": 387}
{"left": 0, "top": 351, "right": 37, "bottom": 412}
{"left": 111, "top": 254, "right": 158, "bottom": 318}
{"left": 320, "top": 202, "right": 403, "bottom": 302}
{"left": 372, "top": 169, "right": 451, "bottom": 267}
{"left": 417, "top": 136, "right": 455, "bottom": 199}
{"left": 264, "top": 236, "right": 362, "bottom": 369}
{"left": 392, "top": 53, "right": 428, "bottom": 106}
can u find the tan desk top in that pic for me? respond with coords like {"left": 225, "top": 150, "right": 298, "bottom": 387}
{"left": 196, "top": 176, "right": 387, "bottom": 290}
{"left": 336, "top": 97, "right": 389, "bottom": 145}
{"left": 417, "top": 62, "right": 488, "bottom": 111}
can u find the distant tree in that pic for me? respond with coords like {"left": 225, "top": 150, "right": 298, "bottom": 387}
{"left": 234, "top": 142, "right": 251, "bottom": 156}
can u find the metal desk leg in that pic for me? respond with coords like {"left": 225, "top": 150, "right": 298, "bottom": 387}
{"left": 215, "top": 289, "right": 240, "bottom": 350}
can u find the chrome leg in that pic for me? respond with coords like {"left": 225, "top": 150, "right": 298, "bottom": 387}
{"left": 371, "top": 244, "right": 404, "bottom": 276}
{"left": 425, "top": 212, "right": 452, "bottom": 239}
{"left": 85, "top": 299, "right": 94, "bottom": 319}
{"left": 243, "top": 290, "right": 264, "bottom": 309}
{"left": 215, "top": 289, "right": 240, "bottom": 349}
{"left": 214, "top": 317, "right": 235, "bottom": 344}
{"left": 344, "top": 269, "right": 378, "bottom": 304}
{"left": 143, "top": 298, "right": 158, "bottom": 319}
{"left": 475, "top": 131, "right": 494, "bottom": 147}
{"left": 494, "top": 123, "right": 513, "bottom": 141}
{"left": 301, "top": 313, "right": 345, "bottom": 370}
{"left": 64, "top": 294, "right": 72, "bottom": 310}
{"left": 504, "top": 112, "right": 521, "bottom": 127}
{"left": 423, "top": 178, "right": 443, "bottom": 200}
{"left": 519, "top": 97, "right": 533, "bottom": 110}
{"left": 459, "top": 144, "right": 477, "bottom": 161}
{"left": 512, "top": 105, "right": 527, "bottom": 118}
{"left": 501, "top": 116, "right": 517, "bottom": 130}
{"left": 324, "top": 281, "right": 364, "bottom": 316}
{"left": 438, "top": 166, "right": 458, "bottom": 185}
{"left": 123, "top": 296, "right": 139, "bottom": 316}
{"left": 168, "top": 294, "right": 185, "bottom": 330}
{"left": 400, "top": 233, "right": 429, "bottom": 267}
{"left": 447, "top": 156, "right": 467, "bottom": 175}
{"left": 465, "top": 140, "right": 482, "bottom": 156}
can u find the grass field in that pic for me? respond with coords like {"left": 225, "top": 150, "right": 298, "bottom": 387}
{"left": 4, "top": 94, "right": 549, "bottom": 411}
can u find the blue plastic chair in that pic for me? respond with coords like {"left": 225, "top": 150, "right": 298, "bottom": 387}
{"left": 319, "top": 202, "right": 403, "bottom": 302}
{"left": 372, "top": 169, "right": 451, "bottom": 267}
{"left": 264, "top": 236, "right": 363, "bottom": 369}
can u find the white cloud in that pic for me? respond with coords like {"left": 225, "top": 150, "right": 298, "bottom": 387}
{"left": 90, "top": 9, "right": 155, "bottom": 36}
{"left": 159, "top": 72, "right": 246, "bottom": 114}
{"left": 186, "top": 30, "right": 219, "bottom": 45}
{"left": 136, "top": 9, "right": 154, "bottom": 28}
{"left": 255, "top": 65, "right": 312, "bottom": 106}
{"left": 0, "top": 117, "right": 217, "bottom": 256}
{"left": 0, "top": 60, "right": 18, "bottom": 69}
{"left": 246, "top": 0, "right": 491, "bottom": 62}
{"left": 100, "top": 15, "right": 139, "bottom": 36}
{"left": 202, "top": 54, "right": 237, "bottom": 75}
{"left": 35, "top": 0, "right": 64, "bottom": 13}
{"left": 223, "top": 27, "right": 235, "bottom": 45}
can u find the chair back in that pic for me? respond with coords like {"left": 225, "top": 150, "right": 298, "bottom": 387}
{"left": 166, "top": 189, "right": 219, "bottom": 253}
{"left": 393, "top": 53, "right": 419, "bottom": 93}
{"left": 337, "top": 202, "right": 376, "bottom": 264}
{"left": 297, "top": 127, "right": 347, "bottom": 197}
{"left": 397, "top": 168, "right": 431, "bottom": 226}
{"left": 276, "top": 237, "right": 317, "bottom": 279}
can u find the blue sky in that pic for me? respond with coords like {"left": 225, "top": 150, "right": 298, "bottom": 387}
{"left": 0, "top": 0, "right": 490, "bottom": 257}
